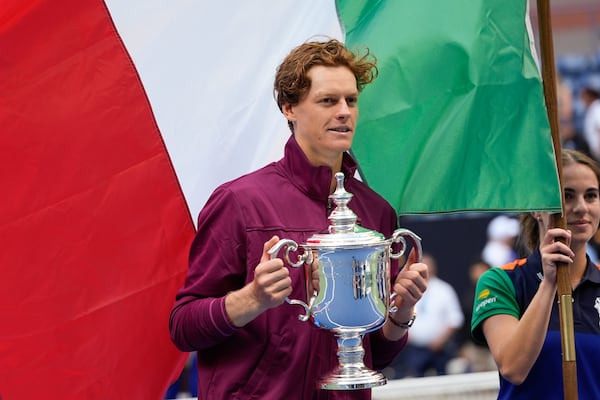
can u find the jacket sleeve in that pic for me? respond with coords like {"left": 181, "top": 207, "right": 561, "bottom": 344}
{"left": 368, "top": 328, "right": 409, "bottom": 370}
{"left": 169, "top": 186, "right": 247, "bottom": 351}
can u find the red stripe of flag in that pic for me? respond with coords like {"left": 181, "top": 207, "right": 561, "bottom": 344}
{"left": 0, "top": 0, "right": 195, "bottom": 398}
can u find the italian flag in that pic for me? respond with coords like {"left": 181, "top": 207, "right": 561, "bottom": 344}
{"left": 0, "top": 0, "right": 559, "bottom": 399}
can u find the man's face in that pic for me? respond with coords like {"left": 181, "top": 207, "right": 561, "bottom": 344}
{"left": 282, "top": 65, "right": 359, "bottom": 168}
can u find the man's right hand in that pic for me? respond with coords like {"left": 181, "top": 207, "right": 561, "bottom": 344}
{"left": 225, "top": 236, "right": 292, "bottom": 327}
{"left": 251, "top": 236, "right": 293, "bottom": 309}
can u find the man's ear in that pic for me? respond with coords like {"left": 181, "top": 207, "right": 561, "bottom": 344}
{"left": 282, "top": 103, "right": 295, "bottom": 120}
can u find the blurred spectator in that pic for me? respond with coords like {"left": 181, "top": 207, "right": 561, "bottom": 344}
{"left": 558, "top": 73, "right": 590, "bottom": 155}
{"left": 386, "top": 253, "right": 464, "bottom": 378}
{"left": 581, "top": 85, "right": 600, "bottom": 161}
{"left": 455, "top": 258, "right": 496, "bottom": 373}
{"left": 165, "top": 352, "right": 198, "bottom": 399}
{"left": 481, "top": 215, "right": 519, "bottom": 268}
{"left": 557, "top": 73, "right": 575, "bottom": 141}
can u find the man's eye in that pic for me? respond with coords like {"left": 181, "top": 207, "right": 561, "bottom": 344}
{"left": 347, "top": 97, "right": 358, "bottom": 105}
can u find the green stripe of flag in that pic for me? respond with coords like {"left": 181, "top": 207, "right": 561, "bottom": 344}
{"left": 337, "top": 0, "right": 562, "bottom": 215}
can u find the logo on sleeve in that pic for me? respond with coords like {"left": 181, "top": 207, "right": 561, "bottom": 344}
{"left": 475, "top": 289, "right": 497, "bottom": 313}
{"left": 477, "top": 289, "right": 490, "bottom": 300}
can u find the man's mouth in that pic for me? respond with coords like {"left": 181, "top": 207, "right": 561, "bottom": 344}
{"left": 329, "top": 126, "right": 352, "bottom": 133}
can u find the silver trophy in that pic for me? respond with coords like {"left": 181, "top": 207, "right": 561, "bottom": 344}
{"left": 268, "top": 172, "right": 422, "bottom": 390}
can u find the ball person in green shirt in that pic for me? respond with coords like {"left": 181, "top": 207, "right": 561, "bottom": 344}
{"left": 471, "top": 149, "right": 600, "bottom": 399}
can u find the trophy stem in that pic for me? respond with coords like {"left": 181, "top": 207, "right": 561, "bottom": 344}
{"left": 319, "top": 330, "right": 387, "bottom": 390}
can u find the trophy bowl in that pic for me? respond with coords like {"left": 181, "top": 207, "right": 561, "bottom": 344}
{"left": 268, "top": 173, "right": 422, "bottom": 390}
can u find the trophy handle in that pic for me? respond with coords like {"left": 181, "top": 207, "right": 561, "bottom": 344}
{"left": 390, "top": 228, "right": 422, "bottom": 263}
{"left": 389, "top": 228, "right": 423, "bottom": 314}
{"left": 267, "top": 239, "right": 312, "bottom": 321}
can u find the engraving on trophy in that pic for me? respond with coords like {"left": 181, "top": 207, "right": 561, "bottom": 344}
{"left": 376, "top": 252, "right": 387, "bottom": 303}
{"left": 353, "top": 257, "right": 368, "bottom": 299}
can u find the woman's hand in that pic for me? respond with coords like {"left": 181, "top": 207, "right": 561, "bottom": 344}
{"left": 539, "top": 228, "right": 573, "bottom": 285}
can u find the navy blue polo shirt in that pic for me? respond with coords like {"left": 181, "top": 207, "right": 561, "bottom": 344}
{"left": 472, "top": 250, "right": 600, "bottom": 399}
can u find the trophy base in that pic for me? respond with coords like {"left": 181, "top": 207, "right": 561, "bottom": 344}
{"left": 318, "top": 366, "right": 387, "bottom": 390}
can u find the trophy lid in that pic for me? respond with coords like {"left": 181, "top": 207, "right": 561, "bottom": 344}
{"left": 306, "top": 172, "right": 386, "bottom": 248}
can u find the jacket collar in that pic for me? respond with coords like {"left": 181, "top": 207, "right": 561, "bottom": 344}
{"left": 277, "top": 135, "right": 358, "bottom": 203}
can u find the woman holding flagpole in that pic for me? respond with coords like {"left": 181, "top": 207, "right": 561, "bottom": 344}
{"left": 471, "top": 148, "right": 600, "bottom": 399}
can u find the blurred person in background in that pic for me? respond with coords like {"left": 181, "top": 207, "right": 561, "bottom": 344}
{"left": 481, "top": 215, "right": 520, "bottom": 268}
{"left": 165, "top": 353, "right": 198, "bottom": 399}
{"left": 454, "top": 259, "right": 496, "bottom": 373}
{"left": 581, "top": 85, "right": 600, "bottom": 161}
{"left": 387, "top": 253, "right": 464, "bottom": 378}
{"left": 557, "top": 73, "right": 590, "bottom": 155}
{"left": 557, "top": 73, "right": 575, "bottom": 143}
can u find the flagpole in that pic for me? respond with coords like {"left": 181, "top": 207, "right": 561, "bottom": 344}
{"left": 534, "top": 0, "right": 578, "bottom": 399}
